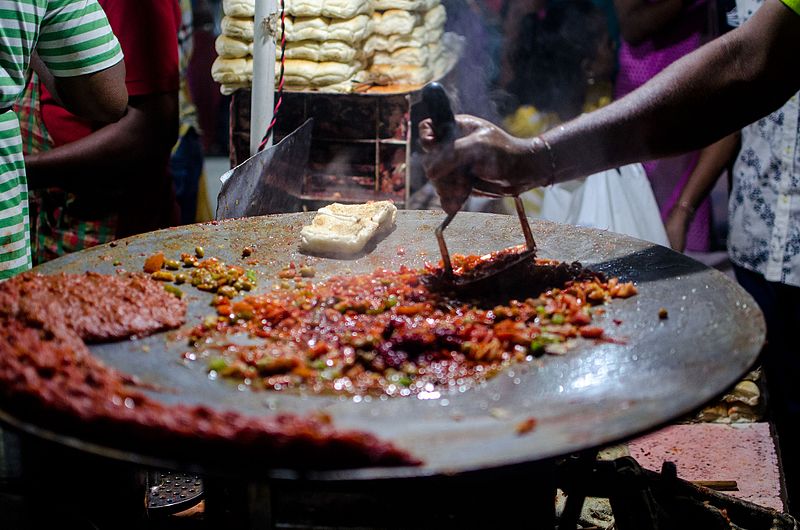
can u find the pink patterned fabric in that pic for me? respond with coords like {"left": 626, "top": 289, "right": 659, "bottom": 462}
{"left": 615, "top": 1, "right": 712, "bottom": 251}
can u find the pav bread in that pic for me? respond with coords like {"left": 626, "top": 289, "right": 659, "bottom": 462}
{"left": 223, "top": 0, "right": 255, "bottom": 17}
{"left": 280, "top": 40, "right": 359, "bottom": 63}
{"left": 211, "top": 57, "right": 253, "bottom": 84}
{"left": 300, "top": 201, "right": 397, "bottom": 254}
{"left": 287, "top": 0, "right": 372, "bottom": 19}
{"left": 371, "top": 9, "right": 420, "bottom": 36}
{"left": 371, "top": 0, "right": 422, "bottom": 10}
{"left": 368, "top": 63, "right": 431, "bottom": 85}
{"left": 372, "top": 46, "right": 428, "bottom": 66}
{"left": 282, "top": 59, "right": 363, "bottom": 87}
{"left": 285, "top": 15, "right": 371, "bottom": 44}
{"left": 423, "top": 4, "right": 446, "bottom": 31}
{"left": 215, "top": 35, "right": 253, "bottom": 59}
{"left": 221, "top": 17, "right": 255, "bottom": 41}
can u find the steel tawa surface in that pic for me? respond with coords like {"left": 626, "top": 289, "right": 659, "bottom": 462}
{"left": 3, "top": 211, "right": 764, "bottom": 481}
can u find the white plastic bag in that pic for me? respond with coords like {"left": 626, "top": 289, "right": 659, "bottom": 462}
{"left": 540, "top": 163, "right": 669, "bottom": 246}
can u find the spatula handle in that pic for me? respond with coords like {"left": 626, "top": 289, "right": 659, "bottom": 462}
{"left": 422, "top": 82, "right": 456, "bottom": 145}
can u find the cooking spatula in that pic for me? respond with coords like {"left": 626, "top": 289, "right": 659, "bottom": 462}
{"left": 421, "top": 82, "right": 536, "bottom": 290}
{"left": 216, "top": 118, "right": 314, "bottom": 220}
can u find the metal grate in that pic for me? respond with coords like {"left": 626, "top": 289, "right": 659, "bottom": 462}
{"left": 146, "top": 471, "right": 203, "bottom": 516}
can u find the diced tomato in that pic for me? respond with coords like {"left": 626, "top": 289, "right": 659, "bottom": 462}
{"left": 143, "top": 253, "right": 165, "bottom": 273}
{"left": 396, "top": 303, "right": 427, "bottom": 315}
{"left": 571, "top": 311, "right": 591, "bottom": 326}
{"left": 579, "top": 326, "right": 604, "bottom": 339}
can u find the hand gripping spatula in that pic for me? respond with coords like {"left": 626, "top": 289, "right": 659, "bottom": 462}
{"left": 421, "top": 83, "right": 536, "bottom": 292}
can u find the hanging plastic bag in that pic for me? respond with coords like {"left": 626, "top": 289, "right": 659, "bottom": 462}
{"left": 540, "top": 163, "right": 669, "bottom": 247}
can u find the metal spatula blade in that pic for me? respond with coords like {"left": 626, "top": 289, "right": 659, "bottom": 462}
{"left": 216, "top": 118, "right": 314, "bottom": 220}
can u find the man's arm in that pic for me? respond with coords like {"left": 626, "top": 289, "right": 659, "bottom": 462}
{"left": 420, "top": 0, "right": 800, "bottom": 213}
{"left": 24, "top": 92, "right": 178, "bottom": 190}
{"left": 33, "top": 54, "right": 127, "bottom": 124}
{"left": 544, "top": 0, "right": 800, "bottom": 185}
{"left": 614, "top": 0, "right": 684, "bottom": 44}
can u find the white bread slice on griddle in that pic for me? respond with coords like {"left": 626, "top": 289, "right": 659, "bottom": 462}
{"left": 320, "top": 201, "right": 397, "bottom": 233}
{"left": 300, "top": 214, "right": 379, "bottom": 254}
{"left": 300, "top": 201, "right": 397, "bottom": 254}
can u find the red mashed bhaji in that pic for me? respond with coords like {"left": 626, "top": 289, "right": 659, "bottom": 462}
{"left": 188, "top": 252, "right": 637, "bottom": 397}
{"left": 0, "top": 272, "right": 417, "bottom": 469}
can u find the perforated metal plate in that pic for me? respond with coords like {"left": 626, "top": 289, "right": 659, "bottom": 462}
{"left": 146, "top": 471, "right": 203, "bottom": 515}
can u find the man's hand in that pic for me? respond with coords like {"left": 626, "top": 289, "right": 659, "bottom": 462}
{"left": 419, "top": 115, "right": 551, "bottom": 214}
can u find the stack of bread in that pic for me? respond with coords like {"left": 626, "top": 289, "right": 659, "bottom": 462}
{"left": 211, "top": 0, "right": 450, "bottom": 93}
{"left": 279, "top": 0, "right": 373, "bottom": 92}
{"left": 213, "top": 0, "right": 256, "bottom": 95}
{"left": 364, "top": 0, "right": 448, "bottom": 86}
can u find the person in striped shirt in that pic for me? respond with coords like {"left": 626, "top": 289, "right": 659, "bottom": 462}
{"left": 0, "top": 0, "right": 127, "bottom": 279}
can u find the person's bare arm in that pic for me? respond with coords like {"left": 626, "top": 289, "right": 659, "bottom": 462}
{"left": 664, "top": 133, "right": 740, "bottom": 251}
{"left": 614, "top": 0, "right": 684, "bottom": 44}
{"left": 24, "top": 92, "right": 178, "bottom": 191}
{"left": 420, "top": 0, "right": 800, "bottom": 214}
{"left": 32, "top": 54, "right": 127, "bottom": 124}
{"left": 545, "top": 0, "right": 799, "bottom": 184}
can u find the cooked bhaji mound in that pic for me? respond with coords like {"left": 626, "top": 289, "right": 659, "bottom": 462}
{"left": 0, "top": 272, "right": 187, "bottom": 341}
{"left": 188, "top": 252, "right": 636, "bottom": 397}
{"left": 0, "top": 273, "right": 416, "bottom": 469}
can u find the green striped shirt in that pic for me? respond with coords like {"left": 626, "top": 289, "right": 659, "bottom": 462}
{"left": 0, "top": 0, "right": 122, "bottom": 279}
{"left": 782, "top": 0, "right": 800, "bottom": 15}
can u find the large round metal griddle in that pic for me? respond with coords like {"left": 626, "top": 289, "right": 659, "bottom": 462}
{"left": 3, "top": 211, "right": 764, "bottom": 481}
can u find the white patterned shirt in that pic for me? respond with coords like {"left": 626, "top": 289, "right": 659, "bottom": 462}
{"left": 728, "top": 0, "right": 800, "bottom": 287}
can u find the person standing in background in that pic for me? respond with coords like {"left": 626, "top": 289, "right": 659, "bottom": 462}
{"left": 1, "top": 0, "right": 127, "bottom": 508}
{"left": 18, "top": 0, "right": 181, "bottom": 264}
{"left": 655, "top": 0, "right": 800, "bottom": 511}
{"left": 614, "top": 0, "right": 721, "bottom": 252}
{"left": 172, "top": 0, "right": 206, "bottom": 225}
{"left": 420, "top": 0, "right": 800, "bottom": 512}
{"left": 0, "top": 0, "right": 126, "bottom": 278}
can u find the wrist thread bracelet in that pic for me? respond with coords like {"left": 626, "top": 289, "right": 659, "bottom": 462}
{"left": 532, "top": 136, "right": 557, "bottom": 186}
{"left": 675, "top": 200, "right": 696, "bottom": 216}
